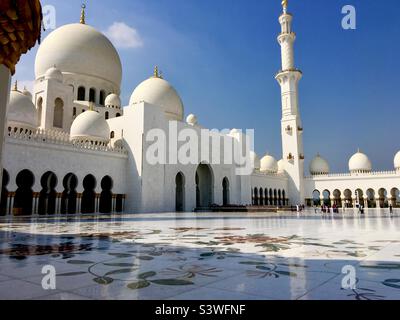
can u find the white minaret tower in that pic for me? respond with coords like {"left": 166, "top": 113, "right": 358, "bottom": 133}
{"left": 275, "top": 0, "right": 305, "bottom": 205}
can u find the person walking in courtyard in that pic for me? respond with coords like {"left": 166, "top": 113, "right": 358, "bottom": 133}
{"left": 389, "top": 204, "right": 393, "bottom": 214}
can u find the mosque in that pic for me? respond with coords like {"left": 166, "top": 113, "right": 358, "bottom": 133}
{"left": 1, "top": 2, "right": 399, "bottom": 217}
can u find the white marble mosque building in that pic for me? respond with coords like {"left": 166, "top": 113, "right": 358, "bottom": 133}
{"left": 1, "top": 3, "right": 400, "bottom": 217}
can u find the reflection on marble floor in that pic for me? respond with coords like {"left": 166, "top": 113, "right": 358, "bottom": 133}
{"left": 0, "top": 210, "right": 399, "bottom": 300}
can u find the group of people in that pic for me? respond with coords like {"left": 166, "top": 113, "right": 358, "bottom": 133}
{"left": 290, "top": 204, "right": 305, "bottom": 212}
{"left": 312, "top": 203, "right": 396, "bottom": 215}
{"left": 315, "top": 204, "right": 340, "bottom": 214}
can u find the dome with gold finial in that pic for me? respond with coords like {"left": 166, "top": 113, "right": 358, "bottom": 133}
{"left": 349, "top": 149, "right": 372, "bottom": 173}
{"left": 129, "top": 66, "right": 184, "bottom": 121}
{"left": 310, "top": 154, "right": 330, "bottom": 175}
{"left": 7, "top": 82, "right": 37, "bottom": 129}
{"left": 35, "top": 4, "right": 122, "bottom": 90}
{"left": 260, "top": 154, "right": 278, "bottom": 174}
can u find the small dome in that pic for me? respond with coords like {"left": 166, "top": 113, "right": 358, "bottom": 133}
{"left": 44, "top": 66, "right": 63, "bottom": 82}
{"left": 310, "top": 154, "right": 330, "bottom": 175}
{"left": 186, "top": 114, "right": 198, "bottom": 126}
{"left": 105, "top": 93, "right": 121, "bottom": 108}
{"left": 394, "top": 151, "right": 400, "bottom": 170}
{"left": 277, "top": 159, "right": 285, "bottom": 174}
{"left": 260, "top": 154, "right": 278, "bottom": 173}
{"left": 129, "top": 75, "right": 184, "bottom": 121}
{"left": 70, "top": 110, "right": 110, "bottom": 143}
{"left": 7, "top": 89, "right": 37, "bottom": 128}
{"left": 349, "top": 150, "right": 372, "bottom": 173}
{"left": 250, "top": 151, "right": 261, "bottom": 170}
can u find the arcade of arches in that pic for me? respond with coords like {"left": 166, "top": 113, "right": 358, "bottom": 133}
{"left": 0, "top": 169, "right": 126, "bottom": 216}
{"left": 308, "top": 188, "right": 400, "bottom": 208}
{"left": 252, "top": 187, "right": 288, "bottom": 207}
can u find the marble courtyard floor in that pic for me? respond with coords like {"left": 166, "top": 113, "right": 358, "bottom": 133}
{"left": 0, "top": 211, "right": 399, "bottom": 300}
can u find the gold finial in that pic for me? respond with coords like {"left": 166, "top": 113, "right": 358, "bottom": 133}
{"left": 89, "top": 101, "right": 94, "bottom": 111}
{"left": 282, "top": 0, "right": 288, "bottom": 13}
{"left": 80, "top": 4, "right": 86, "bottom": 24}
{"left": 153, "top": 66, "right": 161, "bottom": 78}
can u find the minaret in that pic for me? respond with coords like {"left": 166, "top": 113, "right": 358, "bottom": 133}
{"left": 275, "top": 0, "right": 305, "bottom": 205}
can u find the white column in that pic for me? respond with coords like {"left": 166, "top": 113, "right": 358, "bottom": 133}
{"left": 5, "top": 194, "right": 10, "bottom": 216}
{"left": 0, "top": 66, "right": 11, "bottom": 203}
{"left": 8, "top": 193, "right": 14, "bottom": 216}
{"left": 111, "top": 196, "right": 115, "bottom": 213}
{"left": 341, "top": 197, "right": 346, "bottom": 210}
{"left": 56, "top": 195, "right": 61, "bottom": 214}
{"left": 95, "top": 194, "right": 100, "bottom": 213}
{"left": 76, "top": 195, "right": 81, "bottom": 214}
{"left": 32, "top": 196, "right": 36, "bottom": 216}
{"left": 34, "top": 194, "right": 39, "bottom": 216}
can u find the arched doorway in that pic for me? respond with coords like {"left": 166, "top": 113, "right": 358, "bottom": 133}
{"left": 38, "top": 172, "right": 58, "bottom": 215}
{"left": 344, "top": 189, "right": 352, "bottom": 208}
{"left": 53, "top": 98, "right": 64, "bottom": 128}
{"left": 100, "top": 90, "right": 106, "bottom": 105}
{"left": 99, "top": 176, "right": 113, "bottom": 213}
{"left": 333, "top": 189, "right": 341, "bottom": 207}
{"left": 390, "top": 188, "right": 400, "bottom": 207}
{"left": 269, "top": 189, "right": 273, "bottom": 205}
{"left": 253, "top": 188, "right": 259, "bottom": 206}
{"left": 278, "top": 190, "right": 282, "bottom": 206}
{"left": 273, "top": 189, "right": 277, "bottom": 205}
{"left": 367, "top": 189, "right": 376, "bottom": 208}
{"left": 378, "top": 188, "right": 388, "bottom": 208}
{"left": 312, "top": 190, "right": 320, "bottom": 206}
{"left": 323, "top": 190, "right": 331, "bottom": 206}
{"left": 222, "top": 177, "right": 230, "bottom": 206}
{"left": 264, "top": 189, "right": 269, "bottom": 206}
{"left": 195, "top": 164, "right": 214, "bottom": 208}
{"left": 89, "top": 88, "right": 96, "bottom": 103}
{"left": 61, "top": 173, "right": 77, "bottom": 214}
{"left": 81, "top": 175, "right": 96, "bottom": 213}
{"left": 282, "top": 190, "right": 286, "bottom": 206}
{"left": 259, "top": 187, "right": 264, "bottom": 206}
{"left": 0, "top": 170, "right": 9, "bottom": 216}
{"left": 77, "top": 87, "right": 85, "bottom": 101}
{"left": 175, "top": 172, "right": 185, "bottom": 212}
{"left": 355, "top": 189, "right": 364, "bottom": 207}
{"left": 14, "top": 170, "right": 35, "bottom": 216}
{"left": 37, "top": 97, "right": 43, "bottom": 127}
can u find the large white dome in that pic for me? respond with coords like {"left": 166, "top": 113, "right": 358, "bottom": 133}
{"left": 129, "top": 76, "right": 184, "bottom": 121}
{"left": 394, "top": 151, "right": 400, "bottom": 170}
{"left": 7, "top": 89, "right": 37, "bottom": 128}
{"left": 35, "top": 23, "right": 122, "bottom": 88}
{"left": 349, "top": 150, "right": 372, "bottom": 173}
{"left": 310, "top": 154, "right": 330, "bottom": 175}
{"left": 70, "top": 110, "right": 110, "bottom": 143}
{"left": 260, "top": 154, "right": 278, "bottom": 173}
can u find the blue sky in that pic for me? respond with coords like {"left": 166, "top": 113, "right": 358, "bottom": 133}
{"left": 14, "top": 0, "right": 400, "bottom": 173}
